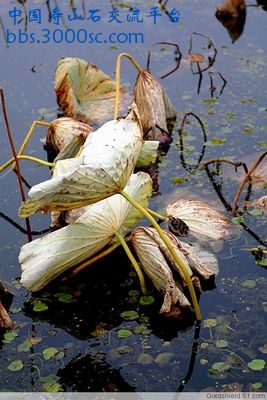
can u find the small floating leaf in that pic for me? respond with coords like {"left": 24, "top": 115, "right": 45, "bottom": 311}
{"left": 9, "top": 307, "right": 22, "bottom": 314}
{"left": 57, "top": 293, "right": 73, "bottom": 303}
{"left": 256, "top": 141, "right": 267, "bottom": 149}
{"left": 226, "top": 112, "right": 236, "bottom": 120}
{"left": 252, "top": 383, "right": 263, "bottom": 390}
{"left": 17, "top": 339, "right": 31, "bottom": 353}
{"left": 43, "top": 383, "right": 63, "bottom": 392}
{"left": 43, "top": 347, "right": 59, "bottom": 360}
{"left": 139, "top": 295, "right": 155, "bottom": 306}
{"left": 7, "top": 360, "right": 24, "bottom": 372}
{"left": 138, "top": 353, "right": 153, "bottom": 365}
{"left": 133, "top": 325, "right": 152, "bottom": 335}
{"left": 203, "top": 319, "right": 217, "bottom": 328}
{"left": 232, "top": 216, "right": 245, "bottom": 225}
{"left": 116, "top": 345, "right": 133, "bottom": 355}
{"left": 207, "top": 138, "right": 227, "bottom": 146}
{"left": 128, "top": 289, "right": 140, "bottom": 297}
{"left": 117, "top": 329, "right": 133, "bottom": 339}
{"left": 3, "top": 331, "right": 19, "bottom": 343}
{"left": 248, "top": 209, "right": 263, "bottom": 216}
{"left": 216, "top": 339, "right": 229, "bottom": 348}
{"left": 33, "top": 301, "right": 48, "bottom": 312}
{"left": 241, "top": 279, "right": 256, "bottom": 289}
{"left": 120, "top": 311, "right": 139, "bottom": 321}
{"left": 155, "top": 352, "right": 173, "bottom": 366}
{"left": 211, "top": 362, "right": 231, "bottom": 373}
{"left": 171, "top": 177, "right": 188, "bottom": 185}
{"left": 247, "top": 359, "right": 266, "bottom": 371}
{"left": 139, "top": 315, "right": 149, "bottom": 324}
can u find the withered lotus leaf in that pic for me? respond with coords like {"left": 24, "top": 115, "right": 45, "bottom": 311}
{"left": 131, "top": 227, "right": 193, "bottom": 315}
{"left": 252, "top": 195, "right": 267, "bottom": 212}
{"left": 46, "top": 117, "right": 94, "bottom": 156}
{"left": 19, "top": 172, "right": 152, "bottom": 292}
{"left": 135, "top": 140, "right": 159, "bottom": 168}
{"left": 55, "top": 170, "right": 152, "bottom": 234}
{"left": 19, "top": 105, "right": 143, "bottom": 218}
{"left": 166, "top": 199, "right": 232, "bottom": 240}
{"left": 180, "top": 241, "right": 219, "bottom": 280}
{"left": 55, "top": 57, "right": 124, "bottom": 126}
{"left": 134, "top": 69, "right": 176, "bottom": 142}
{"left": 139, "top": 227, "right": 193, "bottom": 283}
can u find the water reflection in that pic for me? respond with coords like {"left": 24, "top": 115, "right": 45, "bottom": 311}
{"left": 215, "top": 2, "right": 247, "bottom": 43}
{"left": 58, "top": 353, "right": 135, "bottom": 391}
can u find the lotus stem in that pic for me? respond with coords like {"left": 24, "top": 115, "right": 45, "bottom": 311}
{"left": 63, "top": 242, "right": 122, "bottom": 279}
{"left": 0, "top": 155, "right": 54, "bottom": 173}
{"left": 114, "top": 52, "right": 143, "bottom": 120}
{"left": 14, "top": 120, "right": 50, "bottom": 168}
{"left": 115, "top": 232, "right": 147, "bottom": 295}
{"left": 146, "top": 208, "right": 167, "bottom": 221}
{"left": 120, "top": 190, "right": 202, "bottom": 320}
{"left": 0, "top": 87, "right": 32, "bottom": 242}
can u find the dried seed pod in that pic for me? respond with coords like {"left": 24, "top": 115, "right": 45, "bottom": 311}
{"left": 168, "top": 216, "right": 190, "bottom": 237}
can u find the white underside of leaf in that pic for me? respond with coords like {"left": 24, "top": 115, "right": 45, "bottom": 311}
{"left": 19, "top": 172, "right": 152, "bottom": 292}
{"left": 19, "top": 106, "right": 143, "bottom": 217}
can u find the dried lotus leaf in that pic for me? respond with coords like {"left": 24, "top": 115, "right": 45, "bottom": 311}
{"left": 46, "top": 117, "right": 93, "bottom": 153}
{"left": 19, "top": 172, "right": 152, "bottom": 292}
{"left": 166, "top": 199, "right": 232, "bottom": 240}
{"left": 134, "top": 69, "right": 176, "bottom": 143}
{"left": 19, "top": 105, "right": 143, "bottom": 217}
{"left": 131, "top": 227, "right": 192, "bottom": 315}
{"left": 54, "top": 57, "right": 125, "bottom": 126}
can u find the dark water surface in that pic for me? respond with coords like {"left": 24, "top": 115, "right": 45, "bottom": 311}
{"left": 0, "top": 0, "right": 266, "bottom": 393}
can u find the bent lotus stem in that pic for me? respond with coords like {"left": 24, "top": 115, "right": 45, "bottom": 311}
{"left": 120, "top": 190, "right": 202, "bottom": 321}
{"left": 114, "top": 52, "right": 143, "bottom": 120}
{"left": 13, "top": 120, "right": 50, "bottom": 169}
{"left": 65, "top": 241, "right": 122, "bottom": 279}
{"left": 0, "top": 155, "right": 54, "bottom": 173}
{"left": 115, "top": 232, "right": 147, "bottom": 295}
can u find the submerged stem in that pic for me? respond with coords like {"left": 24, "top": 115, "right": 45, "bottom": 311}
{"left": 114, "top": 52, "right": 143, "bottom": 120}
{"left": 115, "top": 232, "right": 147, "bottom": 295}
{"left": 120, "top": 190, "right": 201, "bottom": 320}
{"left": 0, "top": 155, "right": 54, "bottom": 173}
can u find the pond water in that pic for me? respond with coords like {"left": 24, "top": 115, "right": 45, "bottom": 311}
{"left": 0, "top": 0, "right": 266, "bottom": 393}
